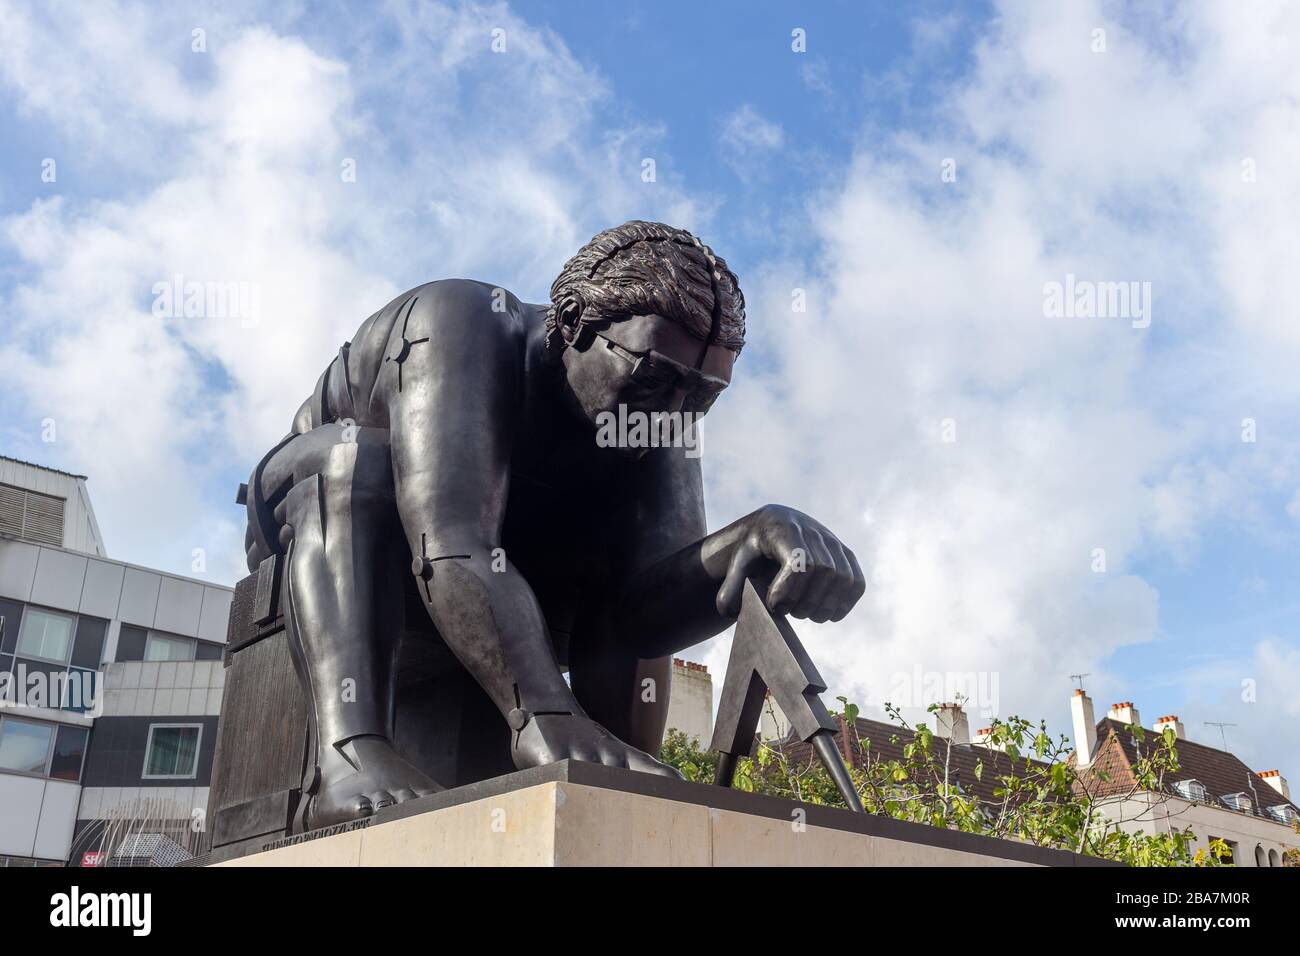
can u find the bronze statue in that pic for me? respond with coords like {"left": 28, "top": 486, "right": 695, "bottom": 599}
{"left": 240, "top": 221, "right": 866, "bottom": 829}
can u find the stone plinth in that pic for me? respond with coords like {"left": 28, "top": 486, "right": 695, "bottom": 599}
{"left": 204, "top": 761, "right": 1114, "bottom": 867}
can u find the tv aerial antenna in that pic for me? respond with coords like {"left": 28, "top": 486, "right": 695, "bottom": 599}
{"left": 1204, "top": 721, "right": 1237, "bottom": 750}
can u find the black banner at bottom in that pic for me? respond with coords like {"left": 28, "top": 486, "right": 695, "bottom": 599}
{"left": 0, "top": 863, "right": 1286, "bottom": 942}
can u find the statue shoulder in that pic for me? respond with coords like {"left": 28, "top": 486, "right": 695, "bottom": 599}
{"left": 374, "top": 279, "right": 531, "bottom": 345}
{"left": 408, "top": 278, "right": 528, "bottom": 317}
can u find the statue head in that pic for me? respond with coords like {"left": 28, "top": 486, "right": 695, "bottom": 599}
{"left": 547, "top": 220, "right": 745, "bottom": 438}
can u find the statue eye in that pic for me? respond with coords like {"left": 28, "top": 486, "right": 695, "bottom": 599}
{"left": 635, "top": 361, "right": 678, "bottom": 389}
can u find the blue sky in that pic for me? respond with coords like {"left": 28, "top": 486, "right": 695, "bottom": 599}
{"left": 1, "top": 0, "right": 1297, "bottom": 777}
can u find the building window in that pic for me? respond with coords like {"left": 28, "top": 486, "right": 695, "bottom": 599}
{"left": 1212, "top": 838, "right": 1237, "bottom": 865}
{"left": 1267, "top": 804, "right": 1297, "bottom": 825}
{"left": 49, "top": 725, "right": 89, "bottom": 781}
{"left": 115, "top": 624, "right": 147, "bottom": 662}
{"left": 69, "top": 617, "right": 107, "bottom": 670}
{"left": 1220, "top": 792, "right": 1253, "bottom": 813}
{"left": 0, "top": 483, "right": 65, "bottom": 547}
{"left": 145, "top": 633, "right": 194, "bottom": 662}
{"left": 0, "top": 855, "right": 64, "bottom": 867}
{"left": 0, "top": 716, "right": 88, "bottom": 781}
{"left": 1172, "top": 778, "right": 1208, "bottom": 803}
{"left": 0, "top": 717, "right": 53, "bottom": 775}
{"left": 117, "top": 627, "right": 220, "bottom": 663}
{"left": 16, "top": 608, "right": 75, "bottom": 662}
{"left": 142, "top": 724, "right": 202, "bottom": 779}
{"left": 1270, "top": 848, "right": 1281, "bottom": 867}
{"left": 0, "top": 598, "right": 24, "bottom": 654}
{"left": 1, "top": 604, "right": 104, "bottom": 714}
{"left": 1255, "top": 844, "right": 1267, "bottom": 867}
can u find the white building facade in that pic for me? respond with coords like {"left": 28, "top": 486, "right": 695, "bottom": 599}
{"left": 1071, "top": 692, "right": 1298, "bottom": 867}
{"left": 0, "top": 457, "right": 231, "bottom": 865}
{"left": 665, "top": 657, "right": 713, "bottom": 745}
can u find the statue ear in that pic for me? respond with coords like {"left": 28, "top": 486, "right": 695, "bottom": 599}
{"left": 557, "top": 295, "right": 594, "bottom": 350}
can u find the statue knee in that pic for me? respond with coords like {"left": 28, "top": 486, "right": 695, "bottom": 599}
{"left": 320, "top": 433, "right": 394, "bottom": 502}
{"left": 259, "top": 426, "right": 395, "bottom": 556}
{"left": 278, "top": 475, "right": 323, "bottom": 552}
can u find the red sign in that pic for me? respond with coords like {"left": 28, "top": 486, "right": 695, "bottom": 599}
{"left": 80, "top": 851, "right": 102, "bottom": 867}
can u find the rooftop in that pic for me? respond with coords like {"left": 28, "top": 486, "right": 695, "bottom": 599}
{"left": 1075, "top": 718, "right": 1299, "bottom": 822}
{"left": 774, "top": 715, "right": 1053, "bottom": 808}
{"left": 0, "top": 454, "right": 88, "bottom": 481}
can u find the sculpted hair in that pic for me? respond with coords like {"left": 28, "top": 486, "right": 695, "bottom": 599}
{"left": 547, "top": 220, "right": 746, "bottom": 354}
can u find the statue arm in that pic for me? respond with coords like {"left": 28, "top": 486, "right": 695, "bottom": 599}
{"left": 611, "top": 450, "right": 867, "bottom": 660}
{"left": 384, "top": 284, "right": 580, "bottom": 718}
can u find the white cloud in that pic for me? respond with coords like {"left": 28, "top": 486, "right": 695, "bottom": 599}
{"left": 799, "top": 60, "right": 834, "bottom": 99}
{"left": 1, "top": 0, "right": 1297, "bottom": 784}
{"left": 0, "top": 0, "right": 197, "bottom": 141}
{"left": 1252, "top": 640, "right": 1300, "bottom": 722}
{"left": 719, "top": 103, "right": 784, "bottom": 179}
{"left": 1172, "top": 638, "right": 1300, "bottom": 773}
{"left": 690, "top": 0, "right": 1300, "bottom": 782}
{"left": 0, "top": 1, "right": 709, "bottom": 581}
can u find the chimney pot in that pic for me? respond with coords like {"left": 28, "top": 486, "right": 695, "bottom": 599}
{"left": 1154, "top": 714, "right": 1184, "bottom": 738}
{"left": 1072, "top": 690, "right": 1099, "bottom": 767}
{"left": 1258, "top": 770, "right": 1291, "bottom": 800}
{"left": 1107, "top": 701, "right": 1141, "bottom": 727}
{"left": 933, "top": 702, "right": 970, "bottom": 745}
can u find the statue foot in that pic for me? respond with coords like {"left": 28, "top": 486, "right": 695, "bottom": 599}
{"left": 512, "top": 713, "right": 684, "bottom": 780}
{"left": 305, "top": 735, "right": 443, "bottom": 830}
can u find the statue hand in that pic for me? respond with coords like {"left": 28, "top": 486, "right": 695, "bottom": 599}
{"left": 715, "top": 504, "right": 866, "bottom": 623}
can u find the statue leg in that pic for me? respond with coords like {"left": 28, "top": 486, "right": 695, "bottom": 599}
{"left": 386, "top": 434, "right": 683, "bottom": 780}
{"left": 569, "top": 619, "right": 674, "bottom": 757}
{"left": 257, "top": 424, "right": 441, "bottom": 829}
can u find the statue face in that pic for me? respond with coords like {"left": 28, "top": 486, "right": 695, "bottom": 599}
{"left": 560, "top": 312, "right": 736, "bottom": 444}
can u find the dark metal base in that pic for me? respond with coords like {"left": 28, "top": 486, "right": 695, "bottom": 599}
{"left": 209, "top": 569, "right": 517, "bottom": 848}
